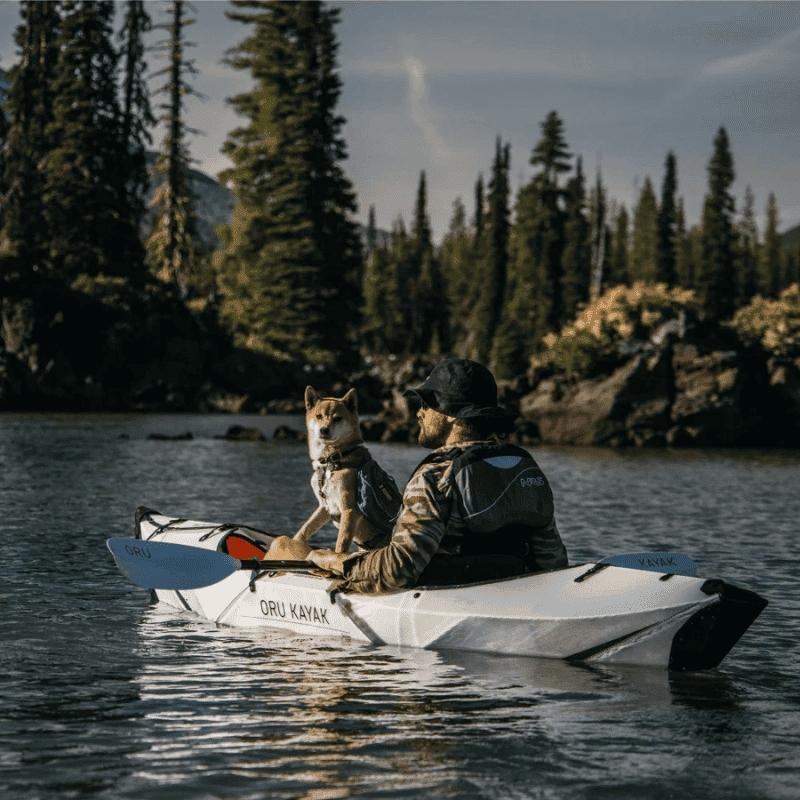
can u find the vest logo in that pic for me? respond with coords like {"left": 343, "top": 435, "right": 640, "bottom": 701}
{"left": 520, "top": 476, "right": 545, "bottom": 488}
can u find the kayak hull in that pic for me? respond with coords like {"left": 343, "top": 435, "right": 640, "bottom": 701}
{"left": 136, "top": 509, "right": 767, "bottom": 670}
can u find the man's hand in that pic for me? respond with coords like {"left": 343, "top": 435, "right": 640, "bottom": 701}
{"left": 306, "top": 548, "right": 348, "bottom": 576}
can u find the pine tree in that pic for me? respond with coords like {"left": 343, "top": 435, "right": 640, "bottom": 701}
{"left": 147, "top": 0, "right": 200, "bottom": 298}
{"left": 470, "top": 138, "right": 510, "bottom": 364}
{"left": 217, "top": 1, "right": 362, "bottom": 361}
{"left": 119, "top": 0, "right": 154, "bottom": 236}
{"left": 409, "top": 171, "right": 447, "bottom": 352}
{"left": 674, "top": 197, "right": 694, "bottom": 289}
{"left": 607, "top": 203, "right": 630, "bottom": 287}
{"left": 361, "top": 207, "right": 391, "bottom": 351}
{"left": 438, "top": 197, "right": 473, "bottom": 350}
{"left": 700, "top": 127, "right": 737, "bottom": 319}
{"left": 42, "top": 0, "right": 144, "bottom": 284}
{"left": 559, "top": 157, "right": 590, "bottom": 319}
{"left": 473, "top": 174, "right": 485, "bottom": 245}
{"left": 0, "top": 1, "right": 60, "bottom": 281}
{"left": 588, "top": 169, "right": 609, "bottom": 299}
{"left": 656, "top": 151, "right": 678, "bottom": 285}
{"left": 760, "top": 192, "right": 782, "bottom": 297}
{"left": 737, "top": 185, "right": 759, "bottom": 303}
{"left": 365, "top": 205, "right": 377, "bottom": 255}
{"left": 492, "top": 112, "right": 571, "bottom": 377}
{"left": 631, "top": 177, "right": 658, "bottom": 282}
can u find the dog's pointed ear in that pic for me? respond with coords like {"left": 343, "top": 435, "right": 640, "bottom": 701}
{"left": 342, "top": 388, "right": 358, "bottom": 414}
{"left": 305, "top": 386, "right": 320, "bottom": 411}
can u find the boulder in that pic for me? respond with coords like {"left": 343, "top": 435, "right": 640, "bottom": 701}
{"left": 519, "top": 349, "right": 672, "bottom": 446}
{"left": 273, "top": 424, "right": 305, "bottom": 442}
{"left": 668, "top": 346, "right": 748, "bottom": 446}
{"left": 218, "top": 425, "right": 266, "bottom": 442}
{"left": 147, "top": 431, "right": 193, "bottom": 441}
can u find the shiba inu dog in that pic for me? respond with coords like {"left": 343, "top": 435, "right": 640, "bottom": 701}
{"left": 263, "top": 385, "right": 401, "bottom": 562}
{"left": 292, "top": 385, "right": 399, "bottom": 553}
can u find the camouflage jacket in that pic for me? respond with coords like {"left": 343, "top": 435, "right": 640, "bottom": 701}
{"left": 339, "top": 440, "right": 567, "bottom": 594}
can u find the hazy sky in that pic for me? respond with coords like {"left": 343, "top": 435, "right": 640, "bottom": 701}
{"left": 1, "top": 1, "right": 799, "bottom": 239}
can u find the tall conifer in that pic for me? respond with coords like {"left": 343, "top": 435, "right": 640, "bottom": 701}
{"left": 439, "top": 197, "right": 473, "bottom": 350}
{"left": 631, "top": 177, "right": 658, "bottom": 282}
{"left": 760, "top": 193, "right": 782, "bottom": 297}
{"left": 588, "top": 169, "right": 608, "bottom": 299}
{"left": 656, "top": 151, "right": 678, "bottom": 285}
{"left": 675, "top": 198, "right": 694, "bottom": 289}
{"left": 607, "top": 204, "right": 630, "bottom": 287}
{"left": 217, "top": 1, "right": 361, "bottom": 361}
{"left": 737, "top": 185, "right": 759, "bottom": 303}
{"left": 147, "top": 0, "right": 200, "bottom": 298}
{"left": 700, "top": 127, "right": 736, "bottom": 319}
{"left": 560, "top": 157, "right": 590, "bottom": 318}
{"left": 119, "top": 1, "right": 154, "bottom": 236}
{"left": 0, "top": 1, "right": 60, "bottom": 281}
{"left": 470, "top": 138, "right": 510, "bottom": 364}
{"left": 42, "top": 0, "right": 144, "bottom": 284}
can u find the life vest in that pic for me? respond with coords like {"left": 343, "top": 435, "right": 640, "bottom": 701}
{"left": 356, "top": 457, "right": 402, "bottom": 537}
{"left": 416, "top": 441, "right": 555, "bottom": 566}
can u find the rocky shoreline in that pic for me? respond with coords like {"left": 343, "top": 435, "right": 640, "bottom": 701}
{"left": 3, "top": 281, "right": 800, "bottom": 448}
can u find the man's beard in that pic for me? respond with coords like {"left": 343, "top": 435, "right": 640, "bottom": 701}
{"left": 418, "top": 415, "right": 451, "bottom": 449}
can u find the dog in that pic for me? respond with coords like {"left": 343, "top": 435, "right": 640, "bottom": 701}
{"left": 263, "top": 385, "right": 401, "bottom": 562}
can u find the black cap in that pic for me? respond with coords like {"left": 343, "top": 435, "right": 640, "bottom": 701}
{"left": 404, "top": 358, "right": 516, "bottom": 431}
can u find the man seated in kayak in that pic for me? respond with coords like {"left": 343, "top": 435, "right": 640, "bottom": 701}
{"left": 306, "top": 358, "right": 568, "bottom": 593}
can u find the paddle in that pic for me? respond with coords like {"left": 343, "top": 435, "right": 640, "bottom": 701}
{"left": 599, "top": 551, "right": 697, "bottom": 577}
{"left": 107, "top": 537, "right": 312, "bottom": 590}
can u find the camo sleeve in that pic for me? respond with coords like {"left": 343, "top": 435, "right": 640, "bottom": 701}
{"left": 339, "top": 461, "right": 452, "bottom": 594}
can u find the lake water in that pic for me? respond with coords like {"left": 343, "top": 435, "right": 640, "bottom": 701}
{"left": 1, "top": 413, "right": 799, "bottom": 799}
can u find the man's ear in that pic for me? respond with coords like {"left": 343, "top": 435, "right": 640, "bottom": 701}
{"left": 305, "top": 386, "right": 320, "bottom": 411}
{"left": 342, "top": 388, "right": 358, "bottom": 414}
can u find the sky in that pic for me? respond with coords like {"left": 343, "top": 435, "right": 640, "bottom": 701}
{"left": 1, "top": 1, "right": 799, "bottom": 241}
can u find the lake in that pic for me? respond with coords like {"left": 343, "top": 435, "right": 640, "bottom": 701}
{"left": 1, "top": 413, "right": 798, "bottom": 799}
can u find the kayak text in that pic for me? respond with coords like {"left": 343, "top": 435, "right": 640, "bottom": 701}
{"left": 260, "top": 599, "right": 330, "bottom": 626}
{"left": 124, "top": 544, "right": 151, "bottom": 560}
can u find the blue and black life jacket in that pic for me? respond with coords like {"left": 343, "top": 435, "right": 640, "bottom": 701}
{"left": 356, "top": 456, "right": 402, "bottom": 537}
{"left": 418, "top": 441, "right": 558, "bottom": 569}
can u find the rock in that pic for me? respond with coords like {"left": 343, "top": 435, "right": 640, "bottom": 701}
{"left": 147, "top": 431, "right": 193, "bottom": 441}
{"left": 669, "top": 346, "right": 747, "bottom": 445}
{"left": 264, "top": 397, "right": 306, "bottom": 414}
{"left": 273, "top": 425, "right": 305, "bottom": 442}
{"left": 218, "top": 425, "right": 266, "bottom": 442}
{"left": 767, "top": 357, "right": 800, "bottom": 445}
{"left": 519, "top": 351, "right": 671, "bottom": 446}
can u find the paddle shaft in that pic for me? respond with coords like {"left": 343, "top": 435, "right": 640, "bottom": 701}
{"left": 239, "top": 559, "right": 312, "bottom": 572}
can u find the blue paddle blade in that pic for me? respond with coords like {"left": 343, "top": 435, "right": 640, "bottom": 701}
{"left": 107, "top": 537, "right": 240, "bottom": 589}
{"left": 599, "top": 551, "right": 697, "bottom": 577}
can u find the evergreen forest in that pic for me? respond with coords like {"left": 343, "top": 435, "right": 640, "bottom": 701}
{"left": 1, "top": 0, "right": 799, "bottom": 416}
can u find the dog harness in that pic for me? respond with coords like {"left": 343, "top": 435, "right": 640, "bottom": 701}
{"left": 315, "top": 444, "right": 402, "bottom": 538}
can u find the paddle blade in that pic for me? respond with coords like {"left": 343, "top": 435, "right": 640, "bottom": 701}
{"left": 107, "top": 537, "right": 241, "bottom": 589}
{"left": 600, "top": 551, "right": 697, "bottom": 577}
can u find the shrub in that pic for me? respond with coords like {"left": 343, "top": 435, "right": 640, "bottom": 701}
{"left": 535, "top": 282, "right": 699, "bottom": 377}
{"left": 730, "top": 284, "right": 800, "bottom": 358}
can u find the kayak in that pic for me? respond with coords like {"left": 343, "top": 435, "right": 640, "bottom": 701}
{"left": 127, "top": 507, "right": 767, "bottom": 671}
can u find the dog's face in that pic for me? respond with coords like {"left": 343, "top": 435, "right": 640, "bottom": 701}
{"left": 305, "top": 386, "right": 359, "bottom": 448}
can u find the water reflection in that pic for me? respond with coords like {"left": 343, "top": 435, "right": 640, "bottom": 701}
{"left": 125, "top": 603, "right": 755, "bottom": 799}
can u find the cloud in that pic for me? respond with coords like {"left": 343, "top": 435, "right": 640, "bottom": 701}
{"left": 702, "top": 26, "right": 800, "bottom": 78}
{"left": 403, "top": 55, "right": 456, "bottom": 162}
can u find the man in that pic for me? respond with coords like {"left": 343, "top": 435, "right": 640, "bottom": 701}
{"left": 307, "top": 358, "right": 568, "bottom": 593}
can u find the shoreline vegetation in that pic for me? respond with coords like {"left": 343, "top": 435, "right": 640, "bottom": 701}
{"left": 2, "top": 2, "right": 800, "bottom": 447}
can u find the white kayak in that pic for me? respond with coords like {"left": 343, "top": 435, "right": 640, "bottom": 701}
{"left": 126, "top": 507, "right": 767, "bottom": 671}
